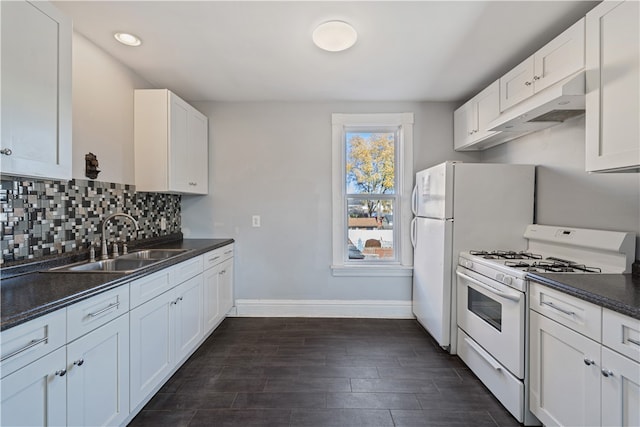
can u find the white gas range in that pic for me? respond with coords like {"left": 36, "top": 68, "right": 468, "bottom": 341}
{"left": 455, "top": 224, "right": 636, "bottom": 426}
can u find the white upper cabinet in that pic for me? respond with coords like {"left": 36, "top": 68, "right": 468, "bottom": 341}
{"left": 585, "top": 0, "right": 640, "bottom": 172}
{"left": 454, "top": 80, "right": 523, "bottom": 151}
{"left": 500, "top": 18, "right": 585, "bottom": 112}
{"left": 454, "top": 81, "right": 500, "bottom": 149}
{"left": 134, "top": 89, "right": 209, "bottom": 194}
{"left": 0, "top": 0, "right": 72, "bottom": 180}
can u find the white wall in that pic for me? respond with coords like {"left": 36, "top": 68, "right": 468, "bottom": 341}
{"left": 182, "top": 101, "right": 480, "bottom": 303}
{"left": 481, "top": 115, "right": 640, "bottom": 252}
{"left": 72, "top": 32, "right": 153, "bottom": 184}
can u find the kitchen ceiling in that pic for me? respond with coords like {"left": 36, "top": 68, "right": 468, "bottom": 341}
{"left": 53, "top": 1, "right": 599, "bottom": 103}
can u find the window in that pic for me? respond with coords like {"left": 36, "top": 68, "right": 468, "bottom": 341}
{"left": 331, "top": 113, "right": 413, "bottom": 276}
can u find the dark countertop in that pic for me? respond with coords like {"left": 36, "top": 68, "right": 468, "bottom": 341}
{"left": 1, "top": 238, "right": 234, "bottom": 331}
{"left": 526, "top": 272, "right": 640, "bottom": 320}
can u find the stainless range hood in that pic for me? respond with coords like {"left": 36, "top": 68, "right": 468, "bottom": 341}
{"left": 488, "top": 72, "right": 585, "bottom": 132}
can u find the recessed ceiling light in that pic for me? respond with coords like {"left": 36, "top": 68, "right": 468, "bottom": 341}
{"left": 312, "top": 21, "right": 357, "bottom": 52}
{"left": 114, "top": 32, "right": 142, "bottom": 47}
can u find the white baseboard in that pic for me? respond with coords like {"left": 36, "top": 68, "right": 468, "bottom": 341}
{"left": 234, "top": 299, "right": 414, "bottom": 319}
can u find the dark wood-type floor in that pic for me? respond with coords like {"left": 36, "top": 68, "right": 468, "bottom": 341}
{"left": 129, "top": 317, "right": 521, "bottom": 427}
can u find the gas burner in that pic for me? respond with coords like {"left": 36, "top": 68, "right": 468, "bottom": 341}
{"left": 504, "top": 260, "right": 532, "bottom": 268}
{"left": 469, "top": 250, "right": 542, "bottom": 260}
{"left": 529, "top": 260, "right": 602, "bottom": 273}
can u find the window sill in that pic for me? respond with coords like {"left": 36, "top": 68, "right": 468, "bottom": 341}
{"left": 331, "top": 265, "right": 413, "bottom": 277}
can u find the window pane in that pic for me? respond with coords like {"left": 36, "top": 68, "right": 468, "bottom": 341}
{"left": 347, "top": 198, "right": 395, "bottom": 260}
{"left": 345, "top": 132, "right": 395, "bottom": 195}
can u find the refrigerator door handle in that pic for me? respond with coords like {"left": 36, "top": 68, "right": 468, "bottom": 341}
{"left": 410, "top": 218, "right": 417, "bottom": 248}
{"left": 411, "top": 185, "right": 418, "bottom": 216}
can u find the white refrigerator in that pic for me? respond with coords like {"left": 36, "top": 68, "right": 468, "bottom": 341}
{"left": 411, "top": 161, "right": 535, "bottom": 352}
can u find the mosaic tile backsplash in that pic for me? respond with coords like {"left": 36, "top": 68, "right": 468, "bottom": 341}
{"left": 0, "top": 175, "right": 181, "bottom": 265}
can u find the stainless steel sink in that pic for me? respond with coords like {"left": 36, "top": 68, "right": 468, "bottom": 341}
{"left": 118, "top": 249, "right": 188, "bottom": 260}
{"left": 46, "top": 249, "right": 188, "bottom": 273}
{"left": 48, "top": 258, "right": 159, "bottom": 273}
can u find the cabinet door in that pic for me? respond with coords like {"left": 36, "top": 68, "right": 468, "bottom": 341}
{"left": 474, "top": 80, "right": 501, "bottom": 141}
{"left": 529, "top": 311, "right": 601, "bottom": 427}
{"left": 1, "top": 347, "right": 67, "bottom": 427}
{"left": 169, "top": 93, "right": 191, "bottom": 193}
{"left": 453, "top": 101, "right": 475, "bottom": 150}
{"left": 500, "top": 57, "right": 534, "bottom": 111}
{"left": 0, "top": 0, "right": 71, "bottom": 179}
{"left": 533, "top": 18, "right": 585, "bottom": 93}
{"left": 187, "top": 109, "right": 209, "bottom": 194}
{"left": 218, "top": 258, "right": 234, "bottom": 318}
{"left": 601, "top": 346, "right": 640, "bottom": 427}
{"left": 174, "top": 275, "right": 204, "bottom": 363}
{"left": 129, "top": 290, "right": 174, "bottom": 409}
{"left": 585, "top": 0, "right": 640, "bottom": 172}
{"left": 203, "top": 264, "right": 221, "bottom": 334}
{"left": 66, "top": 314, "right": 129, "bottom": 427}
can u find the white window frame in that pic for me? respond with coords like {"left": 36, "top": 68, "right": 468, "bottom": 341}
{"left": 331, "top": 113, "right": 414, "bottom": 277}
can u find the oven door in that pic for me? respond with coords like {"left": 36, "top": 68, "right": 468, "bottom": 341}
{"left": 456, "top": 266, "right": 525, "bottom": 379}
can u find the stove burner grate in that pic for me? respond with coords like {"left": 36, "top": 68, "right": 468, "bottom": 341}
{"left": 469, "top": 250, "right": 542, "bottom": 260}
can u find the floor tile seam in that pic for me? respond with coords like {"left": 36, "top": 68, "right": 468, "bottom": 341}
{"left": 183, "top": 407, "right": 198, "bottom": 427}
{"left": 485, "top": 410, "right": 504, "bottom": 427}
{"left": 228, "top": 391, "right": 240, "bottom": 409}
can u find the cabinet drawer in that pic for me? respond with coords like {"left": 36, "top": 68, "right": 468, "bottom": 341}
{"left": 530, "top": 283, "right": 602, "bottom": 341}
{"left": 130, "top": 269, "right": 171, "bottom": 308}
{"left": 203, "top": 244, "right": 234, "bottom": 271}
{"left": 170, "top": 255, "right": 203, "bottom": 285}
{"left": 67, "top": 285, "right": 130, "bottom": 342}
{"left": 0, "top": 309, "right": 66, "bottom": 378}
{"left": 603, "top": 308, "right": 640, "bottom": 363}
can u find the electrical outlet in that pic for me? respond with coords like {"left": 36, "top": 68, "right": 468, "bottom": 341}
{"left": 160, "top": 217, "right": 167, "bottom": 231}
{"left": 252, "top": 215, "right": 261, "bottom": 227}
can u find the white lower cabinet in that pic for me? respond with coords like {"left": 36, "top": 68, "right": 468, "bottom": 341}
{"left": 530, "top": 310, "right": 601, "bottom": 426}
{"left": 203, "top": 265, "right": 221, "bottom": 332}
{"left": 66, "top": 314, "right": 129, "bottom": 427}
{"left": 203, "top": 245, "right": 234, "bottom": 335}
{"left": 530, "top": 283, "right": 640, "bottom": 427}
{"left": 129, "top": 287, "right": 175, "bottom": 409}
{"left": 601, "top": 347, "right": 640, "bottom": 427}
{"left": 0, "top": 346, "right": 67, "bottom": 427}
{"left": 218, "top": 258, "right": 234, "bottom": 320}
{"left": 0, "top": 302, "right": 129, "bottom": 427}
{"left": 174, "top": 275, "right": 204, "bottom": 363}
{"left": 1, "top": 243, "right": 235, "bottom": 426}
{"left": 129, "top": 263, "right": 205, "bottom": 410}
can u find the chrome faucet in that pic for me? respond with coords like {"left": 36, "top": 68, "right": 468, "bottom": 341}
{"left": 101, "top": 213, "right": 139, "bottom": 260}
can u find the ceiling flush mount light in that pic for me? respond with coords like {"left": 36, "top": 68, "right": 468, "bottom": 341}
{"left": 312, "top": 21, "right": 357, "bottom": 52}
{"left": 114, "top": 32, "right": 142, "bottom": 47}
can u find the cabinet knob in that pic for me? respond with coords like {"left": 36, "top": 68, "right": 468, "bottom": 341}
{"left": 533, "top": 75, "right": 541, "bottom": 81}
{"left": 524, "top": 81, "right": 532, "bottom": 86}
{"left": 583, "top": 358, "right": 595, "bottom": 366}
{"left": 74, "top": 359, "right": 84, "bottom": 366}
{"left": 55, "top": 369, "right": 67, "bottom": 377}
{"left": 188, "top": 182, "right": 197, "bottom": 186}
{"left": 601, "top": 368, "right": 614, "bottom": 378}
{"left": 0, "top": 148, "right": 12, "bottom": 156}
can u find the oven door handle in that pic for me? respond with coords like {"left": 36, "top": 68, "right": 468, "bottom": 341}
{"left": 464, "top": 336, "right": 502, "bottom": 371}
{"left": 456, "top": 271, "right": 521, "bottom": 303}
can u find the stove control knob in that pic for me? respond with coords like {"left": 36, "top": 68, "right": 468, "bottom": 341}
{"left": 503, "top": 276, "right": 513, "bottom": 285}
{"left": 466, "top": 260, "right": 473, "bottom": 269}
